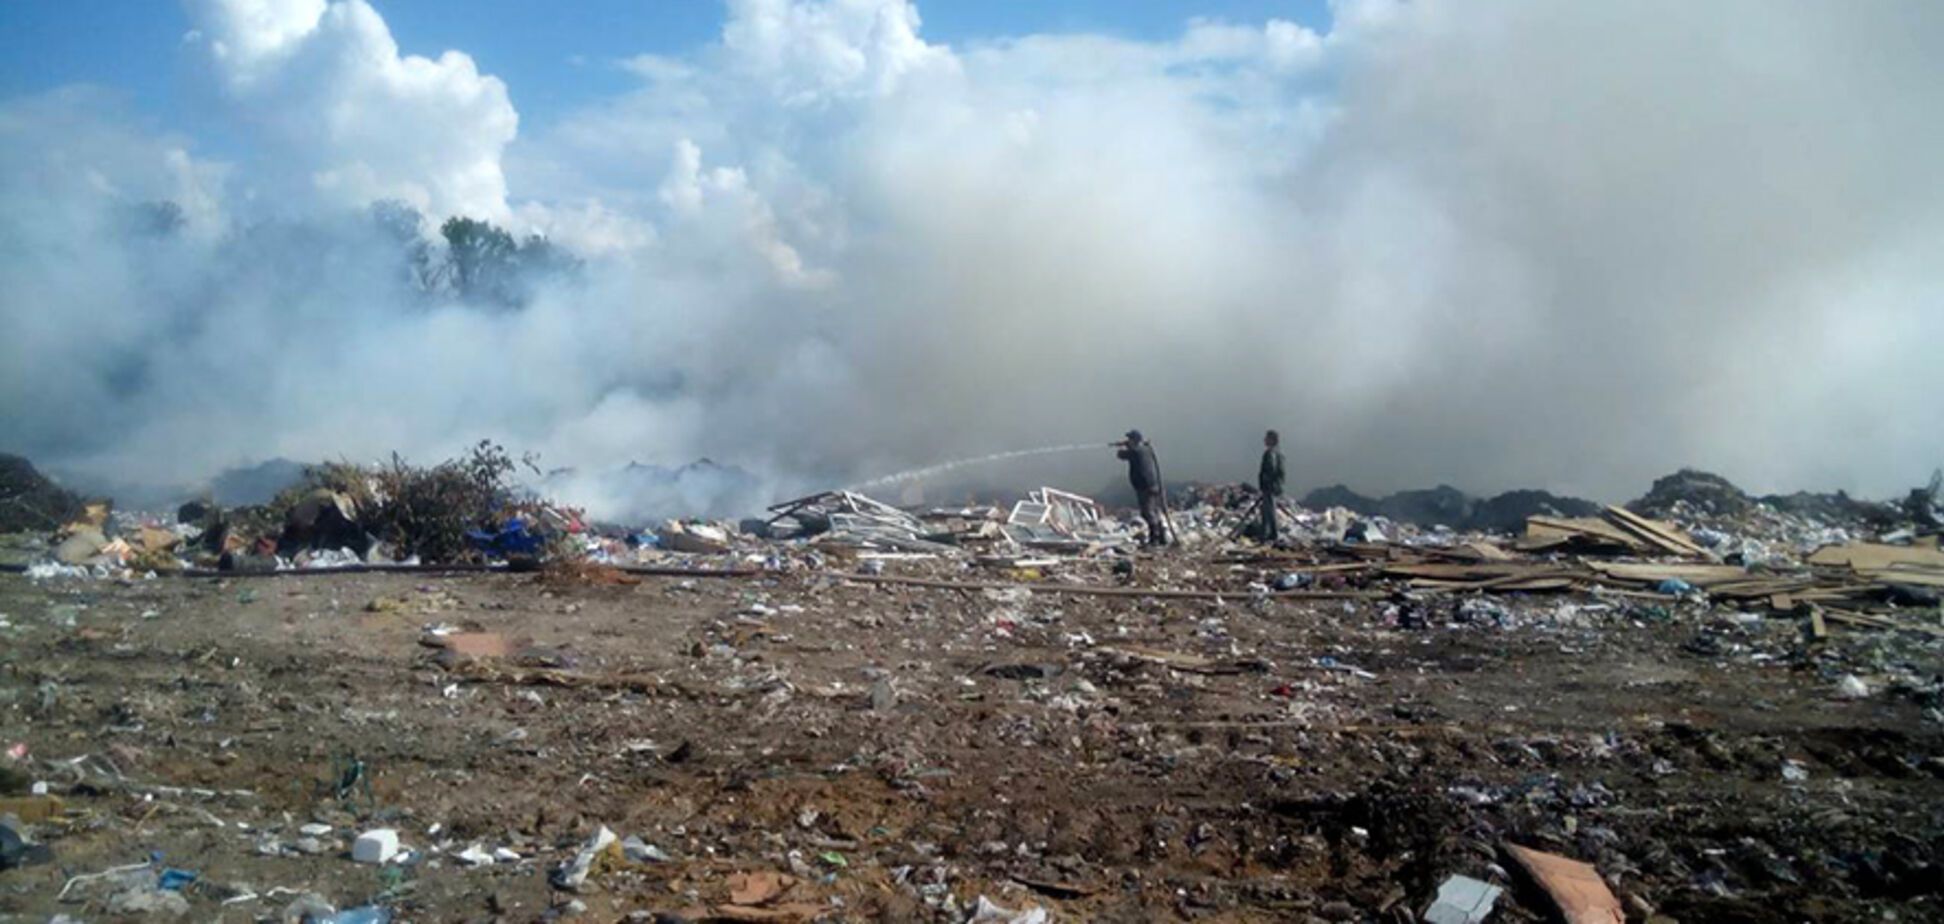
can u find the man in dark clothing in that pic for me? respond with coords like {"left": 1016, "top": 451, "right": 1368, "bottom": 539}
{"left": 1258, "top": 430, "right": 1285, "bottom": 543}
{"left": 1116, "top": 430, "right": 1168, "bottom": 546}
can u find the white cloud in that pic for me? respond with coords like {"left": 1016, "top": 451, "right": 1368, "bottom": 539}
{"left": 185, "top": 0, "right": 517, "bottom": 221}
{"left": 721, "top": 0, "right": 957, "bottom": 102}
{"left": 1179, "top": 18, "right": 1324, "bottom": 70}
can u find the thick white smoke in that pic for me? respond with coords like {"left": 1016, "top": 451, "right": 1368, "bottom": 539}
{"left": 1, "top": 0, "right": 1940, "bottom": 520}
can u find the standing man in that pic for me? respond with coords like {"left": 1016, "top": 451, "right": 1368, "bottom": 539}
{"left": 1258, "top": 430, "right": 1285, "bottom": 543}
{"left": 1116, "top": 430, "right": 1168, "bottom": 547}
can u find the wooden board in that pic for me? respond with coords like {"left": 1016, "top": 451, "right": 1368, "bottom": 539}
{"left": 1601, "top": 505, "right": 1707, "bottom": 557}
{"left": 1521, "top": 516, "right": 1644, "bottom": 551}
{"left": 1582, "top": 562, "right": 1749, "bottom": 586}
{"left": 1808, "top": 542, "right": 1944, "bottom": 571}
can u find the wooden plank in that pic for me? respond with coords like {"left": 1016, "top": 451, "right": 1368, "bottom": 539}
{"left": 1821, "top": 609, "right": 1899, "bottom": 629}
{"left": 1102, "top": 645, "right": 1269, "bottom": 675}
{"left": 1707, "top": 580, "right": 1815, "bottom": 599}
{"left": 1408, "top": 576, "right": 1577, "bottom": 592}
{"left": 1482, "top": 577, "right": 1577, "bottom": 592}
{"left": 1582, "top": 562, "right": 1748, "bottom": 586}
{"left": 1820, "top": 609, "right": 1944, "bottom": 636}
{"left": 1765, "top": 588, "right": 1874, "bottom": 608}
{"left": 1852, "top": 567, "right": 1944, "bottom": 588}
{"left": 1808, "top": 542, "right": 1944, "bottom": 570}
{"left": 1459, "top": 540, "right": 1517, "bottom": 561}
{"left": 1382, "top": 563, "right": 1540, "bottom": 580}
{"left": 1602, "top": 505, "right": 1706, "bottom": 557}
{"left": 1523, "top": 516, "right": 1644, "bottom": 550}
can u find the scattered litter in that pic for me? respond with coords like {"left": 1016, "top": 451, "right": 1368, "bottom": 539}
{"left": 966, "top": 895, "right": 1050, "bottom": 924}
{"left": 107, "top": 886, "right": 191, "bottom": 918}
{"left": 319, "top": 906, "right": 393, "bottom": 924}
{"left": 279, "top": 892, "right": 336, "bottom": 923}
{"left": 352, "top": 829, "right": 400, "bottom": 864}
{"left": 0, "top": 820, "right": 50, "bottom": 871}
{"left": 621, "top": 835, "right": 670, "bottom": 863}
{"left": 156, "top": 867, "right": 197, "bottom": 891}
{"left": 550, "top": 826, "right": 618, "bottom": 891}
{"left": 1423, "top": 875, "right": 1502, "bottom": 924}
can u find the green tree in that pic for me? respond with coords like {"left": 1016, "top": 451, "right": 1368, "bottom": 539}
{"left": 440, "top": 216, "right": 519, "bottom": 306}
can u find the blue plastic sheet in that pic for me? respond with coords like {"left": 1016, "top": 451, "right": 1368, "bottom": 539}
{"left": 466, "top": 516, "right": 544, "bottom": 557}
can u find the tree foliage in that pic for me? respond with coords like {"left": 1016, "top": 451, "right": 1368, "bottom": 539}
{"left": 438, "top": 216, "right": 579, "bottom": 308}
{"left": 281, "top": 440, "right": 537, "bottom": 562}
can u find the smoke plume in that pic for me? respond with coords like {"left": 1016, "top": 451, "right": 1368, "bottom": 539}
{"left": 2, "top": 0, "right": 1941, "bottom": 520}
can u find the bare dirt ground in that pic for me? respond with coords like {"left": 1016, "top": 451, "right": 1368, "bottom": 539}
{"left": 1, "top": 554, "right": 1940, "bottom": 922}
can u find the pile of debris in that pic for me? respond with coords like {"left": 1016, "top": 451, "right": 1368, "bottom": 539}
{"left": 1630, "top": 468, "right": 1759, "bottom": 518}
{"left": 762, "top": 491, "right": 942, "bottom": 551}
{"left": 3, "top": 443, "right": 590, "bottom": 575}
{"left": 1295, "top": 482, "right": 1601, "bottom": 533}
{"left": 1521, "top": 504, "right": 1708, "bottom": 557}
{"left": 27, "top": 502, "right": 195, "bottom": 577}
{"left": 1003, "top": 487, "right": 1133, "bottom": 551}
{"left": 0, "top": 454, "right": 84, "bottom": 534}
{"left": 1622, "top": 468, "right": 1934, "bottom": 565}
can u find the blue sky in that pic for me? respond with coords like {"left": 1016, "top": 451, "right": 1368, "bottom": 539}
{"left": 0, "top": 0, "right": 1331, "bottom": 136}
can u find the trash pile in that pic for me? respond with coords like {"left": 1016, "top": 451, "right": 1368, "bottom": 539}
{"left": 1628, "top": 467, "right": 1917, "bottom": 559}
{"left": 0, "top": 454, "right": 85, "bottom": 534}
{"left": 10, "top": 446, "right": 1944, "bottom": 644}
{"left": 764, "top": 491, "right": 940, "bottom": 549}
{"left": 1002, "top": 488, "right": 1133, "bottom": 551}
{"left": 2, "top": 442, "right": 588, "bottom": 576}
{"left": 1296, "top": 481, "right": 1602, "bottom": 532}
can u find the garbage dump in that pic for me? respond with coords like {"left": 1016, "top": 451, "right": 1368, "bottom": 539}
{"left": 1, "top": 456, "right": 1940, "bottom": 921}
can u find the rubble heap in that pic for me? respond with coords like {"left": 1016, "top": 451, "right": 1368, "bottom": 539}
{"left": 1296, "top": 483, "right": 1600, "bottom": 533}
{"left": 0, "top": 453, "right": 83, "bottom": 534}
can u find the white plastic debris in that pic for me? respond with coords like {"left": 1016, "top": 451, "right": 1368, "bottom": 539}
{"left": 1781, "top": 760, "right": 1810, "bottom": 783}
{"left": 1835, "top": 674, "right": 1870, "bottom": 699}
{"left": 967, "top": 896, "right": 1049, "bottom": 924}
{"left": 621, "top": 835, "right": 670, "bottom": 863}
{"left": 302, "top": 548, "right": 362, "bottom": 569}
{"left": 1423, "top": 875, "right": 1502, "bottom": 924}
{"left": 352, "top": 829, "right": 400, "bottom": 864}
{"left": 299, "top": 823, "right": 333, "bottom": 837}
{"left": 549, "top": 826, "right": 617, "bottom": 891}
{"left": 25, "top": 562, "right": 91, "bottom": 581}
{"left": 456, "top": 844, "right": 495, "bottom": 867}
